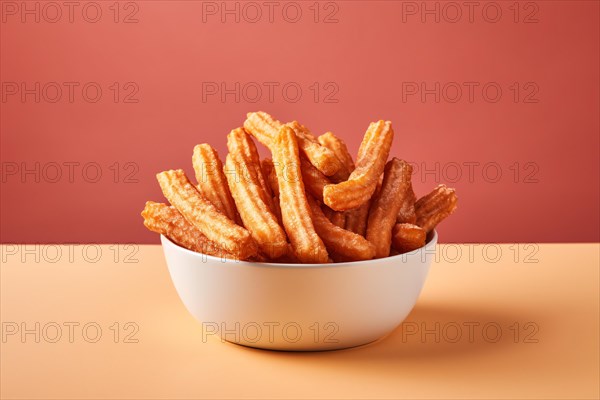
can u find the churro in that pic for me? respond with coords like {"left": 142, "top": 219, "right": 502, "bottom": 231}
{"left": 243, "top": 111, "right": 281, "bottom": 148}
{"left": 415, "top": 184, "right": 458, "bottom": 232}
{"left": 244, "top": 112, "right": 342, "bottom": 176}
{"left": 226, "top": 129, "right": 288, "bottom": 259}
{"left": 321, "top": 205, "right": 346, "bottom": 228}
{"left": 156, "top": 169, "right": 257, "bottom": 260}
{"left": 192, "top": 144, "right": 241, "bottom": 224}
{"left": 366, "top": 158, "right": 413, "bottom": 258}
{"left": 261, "top": 158, "right": 280, "bottom": 196}
{"left": 323, "top": 120, "right": 394, "bottom": 211}
{"left": 227, "top": 128, "right": 275, "bottom": 211}
{"left": 307, "top": 196, "right": 375, "bottom": 261}
{"left": 262, "top": 159, "right": 284, "bottom": 225}
{"left": 144, "top": 112, "right": 458, "bottom": 263}
{"left": 272, "top": 125, "right": 329, "bottom": 263}
{"left": 397, "top": 185, "right": 417, "bottom": 224}
{"left": 391, "top": 223, "right": 426, "bottom": 254}
{"left": 318, "top": 131, "right": 353, "bottom": 181}
{"left": 141, "top": 201, "right": 233, "bottom": 258}
{"left": 286, "top": 121, "right": 342, "bottom": 176}
{"left": 344, "top": 201, "right": 371, "bottom": 237}
{"left": 300, "top": 156, "right": 332, "bottom": 202}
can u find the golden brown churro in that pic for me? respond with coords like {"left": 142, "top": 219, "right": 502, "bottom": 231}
{"left": 261, "top": 158, "right": 280, "bottom": 196}
{"left": 300, "top": 156, "right": 332, "bottom": 202}
{"left": 318, "top": 131, "right": 353, "bottom": 181}
{"left": 323, "top": 120, "right": 394, "bottom": 211}
{"left": 345, "top": 172, "right": 384, "bottom": 236}
{"left": 344, "top": 201, "right": 371, "bottom": 237}
{"left": 318, "top": 131, "right": 355, "bottom": 173}
{"left": 143, "top": 112, "right": 458, "bottom": 262}
{"left": 272, "top": 125, "right": 329, "bottom": 263}
{"left": 286, "top": 121, "right": 342, "bottom": 176}
{"left": 225, "top": 129, "right": 288, "bottom": 259}
{"left": 397, "top": 185, "right": 417, "bottom": 224}
{"left": 307, "top": 196, "right": 375, "bottom": 261}
{"left": 391, "top": 223, "right": 426, "bottom": 254}
{"left": 156, "top": 169, "right": 257, "bottom": 260}
{"left": 415, "top": 184, "right": 458, "bottom": 232}
{"left": 366, "top": 158, "right": 414, "bottom": 258}
{"left": 227, "top": 128, "right": 275, "bottom": 211}
{"left": 244, "top": 112, "right": 342, "bottom": 176}
{"left": 142, "top": 201, "right": 234, "bottom": 258}
{"left": 321, "top": 204, "right": 346, "bottom": 228}
{"left": 243, "top": 111, "right": 280, "bottom": 148}
{"left": 192, "top": 144, "right": 241, "bottom": 224}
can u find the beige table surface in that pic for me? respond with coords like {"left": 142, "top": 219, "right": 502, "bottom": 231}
{"left": 1, "top": 244, "right": 598, "bottom": 399}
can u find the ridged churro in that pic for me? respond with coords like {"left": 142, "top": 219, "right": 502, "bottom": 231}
{"left": 226, "top": 129, "right": 288, "bottom": 259}
{"left": 397, "top": 185, "right": 417, "bottom": 224}
{"left": 261, "top": 158, "right": 280, "bottom": 196}
{"left": 318, "top": 131, "right": 355, "bottom": 173}
{"left": 344, "top": 201, "right": 371, "bottom": 237}
{"left": 143, "top": 111, "right": 458, "bottom": 263}
{"left": 391, "top": 223, "right": 426, "bottom": 254}
{"left": 307, "top": 196, "right": 375, "bottom": 261}
{"left": 156, "top": 169, "right": 257, "bottom": 260}
{"left": 272, "top": 125, "right": 329, "bottom": 263}
{"left": 286, "top": 121, "right": 342, "bottom": 176}
{"left": 323, "top": 120, "right": 394, "bottom": 211}
{"left": 321, "top": 205, "right": 346, "bottom": 228}
{"left": 244, "top": 112, "right": 342, "bottom": 176}
{"left": 192, "top": 144, "right": 241, "bottom": 224}
{"left": 415, "top": 184, "right": 458, "bottom": 232}
{"left": 318, "top": 131, "right": 353, "bottom": 181}
{"left": 366, "top": 158, "right": 413, "bottom": 258}
{"left": 260, "top": 159, "right": 283, "bottom": 225}
{"left": 227, "top": 128, "right": 274, "bottom": 209}
{"left": 142, "top": 201, "right": 234, "bottom": 258}
{"left": 300, "top": 156, "right": 332, "bottom": 202}
{"left": 265, "top": 153, "right": 332, "bottom": 204}
{"left": 243, "top": 111, "right": 281, "bottom": 148}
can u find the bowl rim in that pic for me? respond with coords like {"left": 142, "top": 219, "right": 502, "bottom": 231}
{"left": 160, "top": 230, "right": 438, "bottom": 269}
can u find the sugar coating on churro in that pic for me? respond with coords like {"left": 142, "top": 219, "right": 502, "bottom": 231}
{"left": 225, "top": 129, "right": 288, "bottom": 259}
{"left": 366, "top": 158, "right": 414, "bottom": 258}
{"left": 307, "top": 196, "right": 375, "bottom": 262}
{"left": 156, "top": 169, "right": 257, "bottom": 260}
{"left": 272, "top": 125, "right": 329, "bottom": 264}
{"left": 323, "top": 120, "right": 394, "bottom": 211}
{"left": 415, "top": 184, "right": 458, "bottom": 232}
{"left": 142, "top": 201, "right": 235, "bottom": 259}
{"left": 142, "top": 112, "right": 457, "bottom": 263}
{"left": 192, "top": 144, "right": 241, "bottom": 224}
{"left": 391, "top": 223, "right": 426, "bottom": 254}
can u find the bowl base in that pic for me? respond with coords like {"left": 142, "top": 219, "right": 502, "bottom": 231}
{"left": 222, "top": 335, "right": 388, "bottom": 352}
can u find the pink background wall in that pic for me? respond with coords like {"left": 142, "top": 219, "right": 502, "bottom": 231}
{"left": 1, "top": 1, "right": 598, "bottom": 244}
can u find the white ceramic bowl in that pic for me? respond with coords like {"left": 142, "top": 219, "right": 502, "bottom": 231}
{"left": 161, "top": 231, "right": 437, "bottom": 351}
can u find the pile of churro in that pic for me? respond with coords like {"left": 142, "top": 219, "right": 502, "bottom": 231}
{"left": 141, "top": 112, "right": 457, "bottom": 263}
